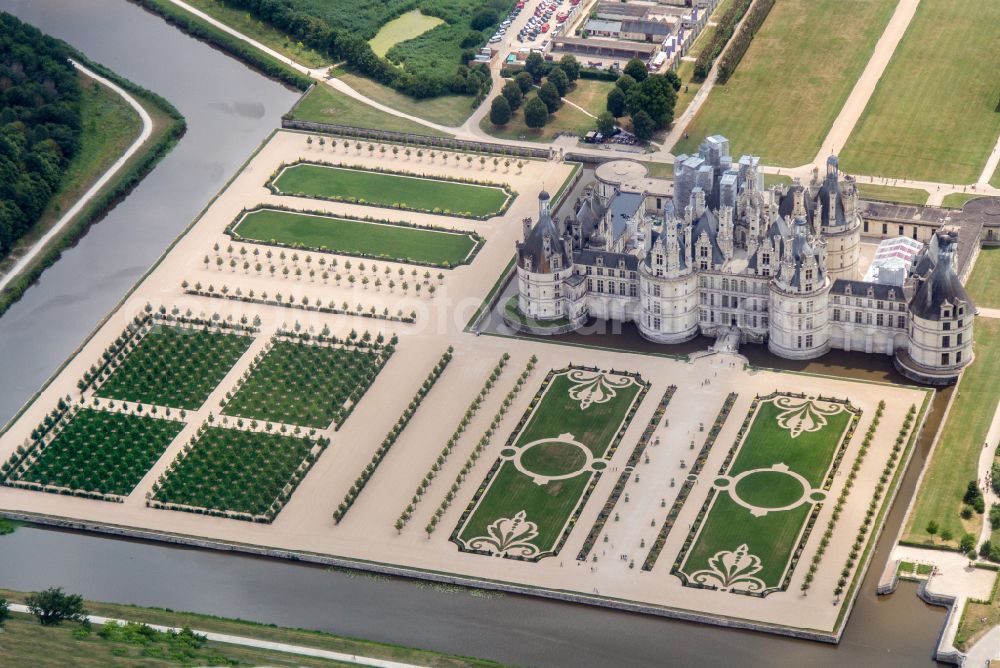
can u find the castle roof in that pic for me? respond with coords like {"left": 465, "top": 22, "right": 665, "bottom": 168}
{"left": 575, "top": 248, "right": 639, "bottom": 271}
{"left": 909, "top": 233, "right": 971, "bottom": 321}
{"left": 831, "top": 279, "right": 904, "bottom": 301}
{"left": 518, "top": 195, "right": 570, "bottom": 273}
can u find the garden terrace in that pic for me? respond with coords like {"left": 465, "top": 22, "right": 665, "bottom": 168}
{"left": 3, "top": 408, "right": 184, "bottom": 500}
{"left": 222, "top": 332, "right": 393, "bottom": 430}
{"left": 452, "top": 366, "right": 648, "bottom": 561}
{"left": 268, "top": 162, "right": 513, "bottom": 219}
{"left": 93, "top": 323, "right": 254, "bottom": 410}
{"left": 151, "top": 426, "right": 329, "bottom": 522}
{"left": 672, "top": 393, "right": 859, "bottom": 595}
{"left": 229, "top": 208, "right": 482, "bottom": 268}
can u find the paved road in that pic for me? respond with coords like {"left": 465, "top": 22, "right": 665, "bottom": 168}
{"left": 0, "top": 59, "right": 153, "bottom": 293}
{"left": 7, "top": 604, "right": 425, "bottom": 668}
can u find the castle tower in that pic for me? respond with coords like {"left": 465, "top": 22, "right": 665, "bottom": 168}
{"left": 767, "top": 219, "right": 832, "bottom": 360}
{"left": 817, "top": 155, "right": 861, "bottom": 281}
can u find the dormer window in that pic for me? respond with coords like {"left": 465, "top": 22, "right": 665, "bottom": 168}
{"left": 596, "top": 256, "right": 604, "bottom": 267}
{"left": 943, "top": 308, "right": 951, "bottom": 319}
{"left": 845, "top": 284, "right": 852, "bottom": 296}
{"left": 888, "top": 289, "right": 896, "bottom": 300}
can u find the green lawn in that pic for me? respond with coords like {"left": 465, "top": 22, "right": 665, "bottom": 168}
{"left": 839, "top": 1, "right": 1000, "bottom": 183}
{"left": 564, "top": 79, "right": 615, "bottom": 116}
{"left": 222, "top": 339, "right": 388, "bottom": 428}
{"left": 289, "top": 83, "right": 452, "bottom": 137}
{"left": 904, "top": 318, "right": 1000, "bottom": 547}
{"left": 941, "top": 193, "right": 983, "bottom": 210}
{"left": 671, "top": 0, "right": 734, "bottom": 116}
{"left": 966, "top": 247, "right": 1000, "bottom": 309}
{"left": 233, "top": 208, "right": 480, "bottom": 267}
{"left": 271, "top": 163, "right": 510, "bottom": 218}
{"left": 856, "top": 183, "right": 929, "bottom": 206}
{"left": 481, "top": 85, "right": 597, "bottom": 143}
{"left": 182, "top": 0, "right": 328, "bottom": 66}
{"left": 673, "top": 0, "right": 897, "bottom": 166}
{"left": 677, "top": 396, "right": 854, "bottom": 590}
{"left": 368, "top": 10, "right": 444, "bottom": 57}
{"left": 94, "top": 325, "right": 254, "bottom": 410}
{"left": 455, "top": 369, "right": 646, "bottom": 557}
{"left": 643, "top": 161, "right": 674, "bottom": 179}
{"left": 0, "top": 589, "right": 505, "bottom": 668}
{"left": 338, "top": 71, "right": 474, "bottom": 127}
{"left": 153, "top": 427, "right": 321, "bottom": 518}
{"left": 11, "top": 409, "right": 183, "bottom": 497}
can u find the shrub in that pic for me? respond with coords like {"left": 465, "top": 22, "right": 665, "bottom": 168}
{"left": 26, "top": 587, "right": 87, "bottom": 626}
{"left": 960, "top": 533, "right": 977, "bottom": 553}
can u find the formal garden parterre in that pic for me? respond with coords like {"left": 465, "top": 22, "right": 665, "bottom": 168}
{"left": 451, "top": 366, "right": 648, "bottom": 561}
{"left": 221, "top": 329, "right": 394, "bottom": 430}
{"left": 228, "top": 207, "right": 483, "bottom": 269}
{"left": 267, "top": 161, "right": 515, "bottom": 219}
{"left": 672, "top": 393, "right": 860, "bottom": 596}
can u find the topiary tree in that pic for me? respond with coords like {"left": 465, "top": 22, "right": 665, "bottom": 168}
{"left": 524, "top": 97, "right": 548, "bottom": 129}
{"left": 490, "top": 95, "right": 512, "bottom": 126}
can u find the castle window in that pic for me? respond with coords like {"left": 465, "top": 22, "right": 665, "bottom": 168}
{"left": 656, "top": 254, "right": 664, "bottom": 265}
{"left": 653, "top": 285, "right": 661, "bottom": 297}
{"left": 942, "top": 352, "right": 951, "bottom": 365}
{"left": 877, "top": 301, "right": 884, "bottom": 310}
{"left": 863, "top": 220, "right": 869, "bottom": 233}
{"left": 597, "top": 267, "right": 604, "bottom": 276}
{"left": 654, "top": 317, "right": 661, "bottom": 330}
{"left": 722, "top": 295, "right": 730, "bottom": 308}
{"left": 854, "top": 312, "right": 862, "bottom": 324}
{"left": 897, "top": 315, "right": 905, "bottom": 329}
{"left": 740, "top": 280, "right": 747, "bottom": 292}
{"left": 586, "top": 266, "right": 592, "bottom": 275}
{"left": 943, "top": 322, "right": 951, "bottom": 331}
{"left": 958, "top": 306, "right": 964, "bottom": 316}
{"left": 797, "top": 336, "right": 802, "bottom": 348}
{"left": 629, "top": 284, "right": 637, "bottom": 297}
{"left": 587, "top": 278, "right": 593, "bottom": 290}
{"left": 876, "top": 313, "right": 884, "bottom": 327}
{"left": 806, "top": 334, "right": 813, "bottom": 348}
{"left": 701, "top": 292, "right": 707, "bottom": 305}
{"left": 882, "top": 223, "right": 887, "bottom": 235}
{"left": 619, "top": 269, "right": 626, "bottom": 277}
{"left": 805, "top": 269, "right": 813, "bottom": 281}
{"left": 942, "top": 335, "right": 951, "bottom": 347}
{"left": 958, "top": 319, "right": 964, "bottom": 327}
{"left": 722, "top": 278, "right": 729, "bottom": 290}
{"left": 597, "top": 256, "right": 604, "bottom": 267}
{"left": 833, "top": 309, "right": 841, "bottom": 322}
{"left": 597, "top": 280, "right": 604, "bottom": 293}
{"left": 957, "top": 351, "right": 963, "bottom": 364}
{"left": 806, "top": 317, "right": 813, "bottom": 329}
{"left": 888, "top": 290, "right": 895, "bottom": 300}
{"left": 700, "top": 310, "right": 707, "bottom": 322}
{"left": 866, "top": 313, "right": 872, "bottom": 325}
{"left": 701, "top": 261, "right": 708, "bottom": 270}
{"left": 620, "top": 283, "right": 626, "bottom": 296}
{"left": 654, "top": 303, "right": 661, "bottom": 315}
{"left": 899, "top": 225, "right": 904, "bottom": 236}
{"left": 806, "top": 301, "right": 813, "bottom": 313}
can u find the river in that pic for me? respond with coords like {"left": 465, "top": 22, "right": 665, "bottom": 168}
{"left": 0, "top": 1, "right": 948, "bottom": 666}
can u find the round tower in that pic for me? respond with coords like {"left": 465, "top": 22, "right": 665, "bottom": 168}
{"left": 815, "top": 155, "right": 861, "bottom": 281}
{"left": 767, "top": 219, "right": 832, "bottom": 360}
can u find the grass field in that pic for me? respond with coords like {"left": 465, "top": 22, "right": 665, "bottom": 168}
{"left": 289, "top": 83, "right": 452, "bottom": 137}
{"left": 233, "top": 208, "right": 480, "bottom": 267}
{"left": 182, "top": 0, "right": 328, "bottom": 66}
{"left": 222, "top": 339, "right": 387, "bottom": 428}
{"left": 965, "top": 247, "right": 1000, "bottom": 309}
{"left": 856, "top": 183, "right": 929, "bottom": 206}
{"left": 11, "top": 409, "right": 183, "bottom": 497}
{"left": 0, "top": 589, "right": 504, "bottom": 668}
{"left": 942, "top": 193, "right": 984, "bottom": 210}
{"left": 564, "top": 79, "right": 615, "bottom": 116}
{"left": 481, "top": 87, "right": 596, "bottom": 143}
{"left": 94, "top": 325, "right": 254, "bottom": 410}
{"left": 673, "top": 0, "right": 897, "bottom": 166}
{"left": 368, "top": 10, "right": 444, "bottom": 57}
{"left": 643, "top": 161, "right": 674, "bottom": 179}
{"left": 677, "top": 396, "right": 854, "bottom": 590}
{"left": 955, "top": 575, "right": 1000, "bottom": 651}
{"left": 337, "top": 71, "right": 475, "bottom": 127}
{"left": 454, "top": 369, "right": 646, "bottom": 558}
{"left": 839, "top": 1, "right": 1000, "bottom": 183}
{"left": 904, "top": 318, "right": 1000, "bottom": 548}
{"left": 153, "top": 427, "right": 320, "bottom": 517}
{"left": 272, "top": 163, "right": 510, "bottom": 218}
{"left": 671, "top": 0, "right": 733, "bottom": 117}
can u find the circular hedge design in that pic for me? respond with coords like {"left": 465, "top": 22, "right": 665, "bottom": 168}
{"left": 733, "top": 470, "right": 805, "bottom": 509}
{"left": 518, "top": 441, "right": 588, "bottom": 478}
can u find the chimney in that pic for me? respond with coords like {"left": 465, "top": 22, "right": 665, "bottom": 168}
{"left": 523, "top": 217, "right": 532, "bottom": 241}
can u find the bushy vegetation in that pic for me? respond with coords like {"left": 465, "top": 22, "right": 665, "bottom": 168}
{"left": 334, "top": 347, "right": 453, "bottom": 523}
{"left": 716, "top": 0, "right": 776, "bottom": 83}
{"left": 3, "top": 408, "right": 184, "bottom": 499}
{"left": 692, "top": 0, "right": 753, "bottom": 80}
{"left": 200, "top": 0, "right": 511, "bottom": 99}
{"left": 222, "top": 330, "right": 394, "bottom": 429}
{"left": 152, "top": 425, "right": 329, "bottom": 521}
{"left": 93, "top": 324, "right": 254, "bottom": 410}
{"left": 0, "top": 13, "right": 82, "bottom": 260}
{"left": 604, "top": 60, "right": 678, "bottom": 141}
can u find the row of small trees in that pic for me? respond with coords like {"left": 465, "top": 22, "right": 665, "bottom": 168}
{"left": 304, "top": 137, "right": 526, "bottom": 174}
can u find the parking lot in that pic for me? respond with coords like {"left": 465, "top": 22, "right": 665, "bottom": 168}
{"left": 488, "top": 0, "right": 587, "bottom": 56}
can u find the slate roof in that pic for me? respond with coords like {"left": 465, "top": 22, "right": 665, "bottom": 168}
{"left": 608, "top": 191, "right": 644, "bottom": 242}
{"left": 574, "top": 248, "right": 639, "bottom": 271}
{"left": 909, "top": 233, "right": 972, "bottom": 320}
{"left": 830, "top": 279, "right": 905, "bottom": 301}
{"left": 518, "top": 192, "right": 571, "bottom": 273}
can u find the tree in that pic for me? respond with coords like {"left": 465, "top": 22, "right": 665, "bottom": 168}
{"left": 623, "top": 58, "right": 648, "bottom": 83}
{"left": 470, "top": 9, "right": 498, "bottom": 31}
{"left": 615, "top": 73, "right": 637, "bottom": 93}
{"left": 25, "top": 587, "right": 87, "bottom": 626}
{"left": 514, "top": 71, "right": 534, "bottom": 94}
{"left": 524, "top": 52, "right": 546, "bottom": 81}
{"left": 665, "top": 69, "right": 681, "bottom": 91}
{"left": 926, "top": 520, "right": 939, "bottom": 535}
{"left": 0, "top": 597, "right": 7, "bottom": 629}
{"left": 626, "top": 74, "right": 677, "bottom": 129}
{"left": 559, "top": 54, "right": 580, "bottom": 82}
{"left": 596, "top": 111, "right": 615, "bottom": 136}
{"left": 538, "top": 81, "right": 561, "bottom": 113}
{"left": 607, "top": 86, "right": 626, "bottom": 118}
{"left": 489, "top": 96, "right": 512, "bottom": 125}
{"left": 632, "top": 109, "right": 655, "bottom": 142}
{"left": 524, "top": 97, "right": 548, "bottom": 128}
{"left": 501, "top": 80, "right": 523, "bottom": 110}
{"left": 548, "top": 67, "right": 569, "bottom": 97}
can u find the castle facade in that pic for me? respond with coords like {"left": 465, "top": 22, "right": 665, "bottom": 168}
{"left": 511, "top": 136, "right": 974, "bottom": 385}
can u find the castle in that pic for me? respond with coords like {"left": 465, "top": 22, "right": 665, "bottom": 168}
{"left": 511, "top": 136, "right": 974, "bottom": 385}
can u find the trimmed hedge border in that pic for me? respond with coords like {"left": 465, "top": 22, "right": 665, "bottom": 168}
{"left": 642, "top": 391, "right": 737, "bottom": 571}
{"left": 422, "top": 356, "right": 537, "bottom": 535}
{"left": 716, "top": 0, "right": 776, "bottom": 84}
{"left": 129, "top": 0, "right": 312, "bottom": 90}
{"left": 0, "top": 49, "right": 187, "bottom": 319}
{"left": 333, "top": 347, "right": 453, "bottom": 523}
{"left": 148, "top": 423, "right": 330, "bottom": 523}
{"left": 219, "top": 327, "right": 395, "bottom": 432}
{"left": 182, "top": 286, "right": 417, "bottom": 323}
{"left": 668, "top": 393, "right": 861, "bottom": 597}
{"left": 692, "top": 0, "right": 753, "bottom": 81}
{"left": 267, "top": 159, "right": 517, "bottom": 221}
{"left": 577, "top": 385, "right": 677, "bottom": 561}
{"left": 226, "top": 204, "right": 485, "bottom": 270}
{"left": 449, "top": 364, "right": 650, "bottom": 562}
{"left": 396, "top": 353, "right": 510, "bottom": 533}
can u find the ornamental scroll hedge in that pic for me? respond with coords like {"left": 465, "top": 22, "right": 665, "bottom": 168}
{"left": 333, "top": 347, "right": 454, "bottom": 523}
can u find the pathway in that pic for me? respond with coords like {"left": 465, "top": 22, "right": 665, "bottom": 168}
{"left": 0, "top": 60, "right": 153, "bottom": 294}
{"left": 974, "top": 393, "right": 1000, "bottom": 551}
{"left": 811, "top": 0, "right": 920, "bottom": 160}
{"left": 966, "top": 625, "right": 1000, "bottom": 667}
{"left": 6, "top": 604, "right": 424, "bottom": 668}
{"left": 980, "top": 134, "right": 1000, "bottom": 187}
